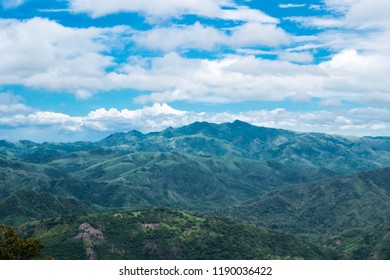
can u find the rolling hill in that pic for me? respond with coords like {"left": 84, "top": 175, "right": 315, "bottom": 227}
{"left": 222, "top": 168, "right": 390, "bottom": 242}
{"left": 214, "top": 166, "right": 390, "bottom": 259}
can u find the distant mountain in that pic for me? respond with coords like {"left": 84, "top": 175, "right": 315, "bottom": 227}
{"left": 96, "top": 121, "right": 390, "bottom": 174}
{"left": 2, "top": 121, "right": 390, "bottom": 173}
{"left": 17, "top": 208, "right": 338, "bottom": 260}
{"left": 0, "top": 140, "right": 93, "bottom": 163}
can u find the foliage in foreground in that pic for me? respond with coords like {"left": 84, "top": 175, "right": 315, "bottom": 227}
{"left": 0, "top": 224, "right": 44, "bottom": 260}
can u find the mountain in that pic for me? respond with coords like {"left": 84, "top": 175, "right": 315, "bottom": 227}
{"left": 17, "top": 208, "right": 338, "bottom": 260}
{"left": 2, "top": 121, "right": 390, "bottom": 174}
{"left": 97, "top": 120, "right": 390, "bottom": 174}
{"left": 1, "top": 120, "right": 389, "bottom": 221}
{"left": 1, "top": 121, "right": 390, "bottom": 260}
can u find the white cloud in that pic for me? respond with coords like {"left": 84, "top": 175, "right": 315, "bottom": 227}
{"left": 308, "top": 5, "right": 322, "bottom": 11}
{"left": 278, "top": 51, "right": 314, "bottom": 63}
{"left": 1, "top": 14, "right": 389, "bottom": 109}
{"left": 291, "top": 0, "right": 390, "bottom": 29}
{"left": 70, "top": 0, "right": 220, "bottom": 19}
{"left": 133, "top": 21, "right": 290, "bottom": 51}
{"left": 228, "top": 22, "right": 290, "bottom": 47}
{"left": 345, "top": 0, "right": 390, "bottom": 28}
{"left": 219, "top": 7, "right": 278, "bottom": 23}
{"left": 1, "top": 16, "right": 388, "bottom": 107}
{"left": 107, "top": 50, "right": 390, "bottom": 106}
{"left": 286, "top": 16, "right": 343, "bottom": 28}
{"left": 117, "top": 53, "right": 325, "bottom": 104}
{"left": 133, "top": 22, "right": 227, "bottom": 51}
{"left": 279, "top": 4, "right": 306, "bottom": 9}
{"left": 69, "top": 0, "right": 278, "bottom": 23}
{"left": 0, "top": 18, "right": 120, "bottom": 97}
{"left": 0, "top": 93, "right": 31, "bottom": 115}
{"left": 1, "top": 0, "right": 26, "bottom": 8}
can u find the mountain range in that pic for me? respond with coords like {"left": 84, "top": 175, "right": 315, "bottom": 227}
{"left": 1, "top": 121, "right": 389, "bottom": 259}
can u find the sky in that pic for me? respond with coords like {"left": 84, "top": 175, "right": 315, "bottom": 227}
{"left": 0, "top": 0, "right": 389, "bottom": 142}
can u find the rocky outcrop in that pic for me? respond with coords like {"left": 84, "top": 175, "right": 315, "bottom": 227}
{"left": 76, "top": 222, "right": 104, "bottom": 260}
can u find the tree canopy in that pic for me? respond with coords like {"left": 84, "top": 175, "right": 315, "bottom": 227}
{"left": 0, "top": 224, "right": 44, "bottom": 260}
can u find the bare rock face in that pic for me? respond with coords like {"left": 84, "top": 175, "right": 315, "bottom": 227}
{"left": 85, "top": 247, "right": 99, "bottom": 260}
{"left": 142, "top": 223, "right": 160, "bottom": 230}
{"left": 76, "top": 222, "right": 104, "bottom": 260}
{"left": 76, "top": 222, "right": 104, "bottom": 245}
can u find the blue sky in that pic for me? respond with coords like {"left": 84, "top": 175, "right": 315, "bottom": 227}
{"left": 0, "top": 0, "right": 389, "bottom": 142}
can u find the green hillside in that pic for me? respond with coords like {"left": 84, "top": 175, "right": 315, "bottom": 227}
{"left": 329, "top": 220, "right": 390, "bottom": 259}
{"left": 213, "top": 167, "right": 390, "bottom": 259}
{"left": 17, "top": 208, "right": 338, "bottom": 260}
{"left": 0, "top": 152, "right": 335, "bottom": 211}
{"left": 223, "top": 168, "right": 390, "bottom": 246}
{"left": 0, "top": 190, "right": 92, "bottom": 225}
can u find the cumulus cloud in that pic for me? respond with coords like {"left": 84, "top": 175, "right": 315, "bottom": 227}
{"left": 133, "top": 21, "right": 290, "bottom": 51}
{"left": 0, "top": 93, "right": 31, "bottom": 115}
{"left": 0, "top": 17, "right": 120, "bottom": 97}
{"left": 290, "top": 0, "right": 390, "bottom": 29}
{"left": 133, "top": 22, "right": 227, "bottom": 51}
{"left": 1, "top": 103, "right": 389, "bottom": 142}
{"left": 1, "top": 16, "right": 388, "bottom": 106}
{"left": 228, "top": 22, "right": 290, "bottom": 47}
{"left": 69, "top": 0, "right": 278, "bottom": 23}
{"left": 1, "top": 6, "right": 389, "bottom": 109}
{"left": 104, "top": 50, "right": 390, "bottom": 105}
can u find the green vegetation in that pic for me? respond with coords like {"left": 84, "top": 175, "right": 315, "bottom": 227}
{"left": 0, "top": 121, "right": 389, "bottom": 259}
{"left": 0, "top": 224, "right": 44, "bottom": 260}
{"left": 0, "top": 190, "right": 93, "bottom": 225}
{"left": 328, "top": 220, "right": 390, "bottom": 259}
{"left": 18, "top": 208, "right": 338, "bottom": 260}
{"left": 220, "top": 168, "right": 390, "bottom": 259}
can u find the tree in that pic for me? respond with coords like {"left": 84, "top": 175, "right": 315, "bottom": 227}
{"left": 0, "top": 224, "right": 44, "bottom": 260}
